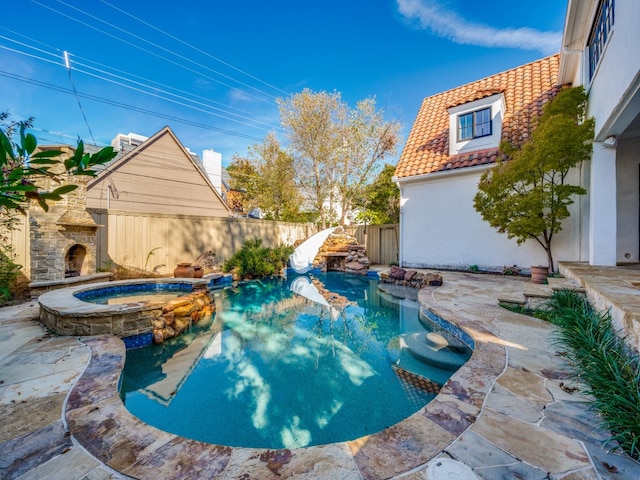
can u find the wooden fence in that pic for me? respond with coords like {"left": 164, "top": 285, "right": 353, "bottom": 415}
{"left": 8, "top": 209, "right": 399, "bottom": 279}
{"left": 345, "top": 224, "right": 399, "bottom": 265}
{"left": 88, "top": 209, "right": 316, "bottom": 274}
{"left": 5, "top": 212, "right": 30, "bottom": 275}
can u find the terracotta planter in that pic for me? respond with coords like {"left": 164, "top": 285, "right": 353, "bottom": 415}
{"left": 530, "top": 265, "right": 549, "bottom": 284}
{"left": 174, "top": 262, "right": 195, "bottom": 278}
{"left": 192, "top": 264, "right": 203, "bottom": 278}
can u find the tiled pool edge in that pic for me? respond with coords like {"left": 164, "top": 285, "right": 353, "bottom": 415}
{"left": 65, "top": 304, "right": 506, "bottom": 479}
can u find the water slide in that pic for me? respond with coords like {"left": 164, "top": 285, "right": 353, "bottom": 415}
{"left": 288, "top": 227, "right": 336, "bottom": 274}
{"left": 289, "top": 275, "right": 341, "bottom": 320}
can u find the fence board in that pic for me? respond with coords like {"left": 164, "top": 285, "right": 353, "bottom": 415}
{"left": 345, "top": 224, "right": 399, "bottom": 265}
{"left": 88, "top": 209, "right": 314, "bottom": 275}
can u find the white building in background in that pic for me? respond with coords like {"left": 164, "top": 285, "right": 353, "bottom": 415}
{"left": 202, "top": 149, "right": 223, "bottom": 196}
{"left": 111, "top": 132, "right": 148, "bottom": 154}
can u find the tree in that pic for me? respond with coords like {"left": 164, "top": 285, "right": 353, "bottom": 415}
{"left": 228, "top": 134, "right": 304, "bottom": 221}
{"left": 473, "top": 86, "right": 595, "bottom": 272}
{"left": 277, "top": 89, "right": 400, "bottom": 228}
{"left": 247, "top": 133, "right": 302, "bottom": 221}
{"left": 336, "top": 98, "right": 400, "bottom": 225}
{"left": 1, "top": 116, "right": 117, "bottom": 212}
{"left": 354, "top": 163, "right": 400, "bottom": 224}
{"left": 226, "top": 155, "right": 260, "bottom": 214}
{"left": 277, "top": 89, "right": 343, "bottom": 228}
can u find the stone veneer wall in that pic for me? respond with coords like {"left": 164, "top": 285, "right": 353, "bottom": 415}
{"left": 39, "top": 286, "right": 215, "bottom": 343}
{"left": 29, "top": 170, "right": 99, "bottom": 282}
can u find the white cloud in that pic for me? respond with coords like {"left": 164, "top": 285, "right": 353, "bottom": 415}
{"left": 396, "top": 0, "right": 561, "bottom": 55}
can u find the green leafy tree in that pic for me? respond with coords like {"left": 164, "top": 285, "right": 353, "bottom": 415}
{"left": 277, "top": 89, "right": 400, "bottom": 228}
{"left": 0, "top": 114, "right": 117, "bottom": 303}
{"left": 244, "top": 133, "right": 303, "bottom": 221}
{"left": 336, "top": 98, "right": 400, "bottom": 225}
{"left": 355, "top": 163, "right": 400, "bottom": 224}
{"left": 1, "top": 117, "right": 117, "bottom": 212}
{"left": 473, "top": 86, "right": 595, "bottom": 272}
{"left": 226, "top": 155, "right": 260, "bottom": 214}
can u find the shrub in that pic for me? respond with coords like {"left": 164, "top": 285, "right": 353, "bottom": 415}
{"left": 546, "top": 290, "right": 640, "bottom": 459}
{"left": 223, "top": 238, "right": 293, "bottom": 279}
{"left": 0, "top": 245, "right": 21, "bottom": 305}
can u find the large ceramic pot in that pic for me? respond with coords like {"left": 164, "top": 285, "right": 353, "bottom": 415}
{"left": 174, "top": 262, "right": 195, "bottom": 278}
{"left": 530, "top": 265, "right": 549, "bottom": 284}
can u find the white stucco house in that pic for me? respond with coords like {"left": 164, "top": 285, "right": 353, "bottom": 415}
{"left": 395, "top": 0, "right": 640, "bottom": 272}
{"left": 560, "top": 0, "right": 640, "bottom": 266}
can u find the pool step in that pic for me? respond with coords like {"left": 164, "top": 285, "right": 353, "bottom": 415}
{"left": 400, "top": 332, "right": 469, "bottom": 371}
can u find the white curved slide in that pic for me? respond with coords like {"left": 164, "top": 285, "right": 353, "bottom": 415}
{"left": 289, "top": 227, "right": 336, "bottom": 274}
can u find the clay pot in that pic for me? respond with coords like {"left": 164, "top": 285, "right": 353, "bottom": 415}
{"left": 174, "top": 262, "right": 195, "bottom": 278}
{"left": 530, "top": 265, "right": 549, "bottom": 284}
{"left": 192, "top": 264, "right": 203, "bottom": 278}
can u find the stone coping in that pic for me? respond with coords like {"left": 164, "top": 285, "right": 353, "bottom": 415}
{"left": 64, "top": 299, "right": 504, "bottom": 479}
{"left": 29, "top": 272, "right": 114, "bottom": 289}
{"left": 38, "top": 278, "right": 210, "bottom": 317}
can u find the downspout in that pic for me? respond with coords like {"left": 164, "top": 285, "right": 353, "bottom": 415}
{"left": 396, "top": 178, "right": 403, "bottom": 267}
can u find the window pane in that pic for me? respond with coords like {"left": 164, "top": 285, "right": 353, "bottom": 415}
{"left": 474, "top": 108, "right": 492, "bottom": 137}
{"left": 458, "top": 113, "right": 473, "bottom": 140}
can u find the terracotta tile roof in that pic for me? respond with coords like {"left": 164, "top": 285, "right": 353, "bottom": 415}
{"left": 395, "top": 54, "right": 561, "bottom": 179}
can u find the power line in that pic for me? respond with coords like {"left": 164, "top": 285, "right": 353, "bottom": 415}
{"left": 0, "top": 70, "right": 264, "bottom": 141}
{"left": 0, "top": 34, "right": 282, "bottom": 131}
{"left": 98, "top": 0, "right": 289, "bottom": 97}
{"left": 64, "top": 50, "right": 97, "bottom": 144}
{"left": 33, "top": 0, "right": 279, "bottom": 106}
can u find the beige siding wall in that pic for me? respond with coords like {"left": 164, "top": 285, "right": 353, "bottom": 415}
{"left": 89, "top": 209, "right": 315, "bottom": 274}
{"left": 5, "top": 211, "right": 30, "bottom": 275}
{"left": 87, "top": 133, "right": 229, "bottom": 217}
{"left": 345, "top": 224, "right": 399, "bottom": 265}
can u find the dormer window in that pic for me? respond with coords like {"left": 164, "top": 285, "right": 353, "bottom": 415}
{"left": 448, "top": 92, "right": 505, "bottom": 156}
{"left": 458, "top": 107, "right": 492, "bottom": 141}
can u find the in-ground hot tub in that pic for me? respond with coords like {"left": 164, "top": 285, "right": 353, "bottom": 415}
{"left": 37, "top": 277, "right": 227, "bottom": 347}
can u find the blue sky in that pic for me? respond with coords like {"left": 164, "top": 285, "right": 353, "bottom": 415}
{"left": 0, "top": 0, "right": 567, "bottom": 166}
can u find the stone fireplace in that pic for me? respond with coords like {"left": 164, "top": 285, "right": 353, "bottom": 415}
{"left": 29, "top": 175, "right": 99, "bottom": 283}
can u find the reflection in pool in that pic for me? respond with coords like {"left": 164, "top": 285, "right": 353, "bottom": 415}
{"left": 121, "top": 273, "right": 471, "bottom": 449}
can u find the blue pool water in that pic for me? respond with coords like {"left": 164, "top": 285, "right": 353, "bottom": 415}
{"left": 121, "top": 273, "right": 471, "bottom": 449}
{"left": 76, "top": 283, "right": 192, "bottom": 305}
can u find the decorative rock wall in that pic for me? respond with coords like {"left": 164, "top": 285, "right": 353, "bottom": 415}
{"left": 151, "top": 289, "right": 215, "bottom": 343}
{"left": 380, "top": 266, "right": 443, "bottom": 288}
{"left": 314, "top": 227, "right": 371, "bottom": 275}
{"left": 38, "top": 279, "right": 215, "bottom": 344}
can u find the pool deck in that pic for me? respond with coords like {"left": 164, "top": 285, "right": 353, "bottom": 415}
{"left": 1, "top": 263, "right": 639, "bottom": 479}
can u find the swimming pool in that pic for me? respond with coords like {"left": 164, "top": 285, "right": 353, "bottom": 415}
{"left": 121, "top": 273, "right": 471, "bottom": 449}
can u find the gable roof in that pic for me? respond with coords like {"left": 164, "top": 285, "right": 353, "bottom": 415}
{"left": 395, "top": 54, "right": 561, "bottom": 179}
{"left": 87, "top": 126, "right": 231, "bottom": 214}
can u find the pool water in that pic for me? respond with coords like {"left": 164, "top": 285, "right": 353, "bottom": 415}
{"left": 82, "top": 291, "right": 186, "bottom": 305}
{"left": 121, "top": 273, "right": 471, "bottom": 449}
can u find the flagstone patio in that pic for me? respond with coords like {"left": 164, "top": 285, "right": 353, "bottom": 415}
{"left": 0, "top": 264, "right": 639, "bottom": 479}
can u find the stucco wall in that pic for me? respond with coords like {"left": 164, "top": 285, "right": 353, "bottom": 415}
{"left": 616, "top": 137, "right": 640, "bottom": 263}
{"left": 398, "top": 166, "right": 584, "bottom": 271}
{"left": 587, "top": 1, "right": 640, "bottom": 139}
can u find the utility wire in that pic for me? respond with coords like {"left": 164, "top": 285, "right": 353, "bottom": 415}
{"left": 98, "top": 0, "right": 289, "bottom": 96}
{"left": 0, "top": 70, "right": 264, "bottom": 141}
{"left": 0, "top": 34, "right": 281, "bottom": 131}
{"left": 33, "top": 0, "right": 278, "bottom": 105}
{"left": 64, "top": 50, "right": 97, "bottom": 145}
